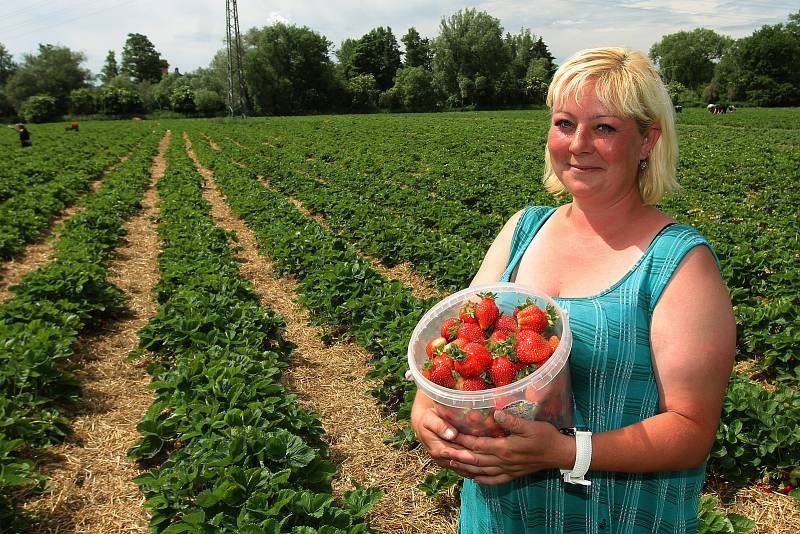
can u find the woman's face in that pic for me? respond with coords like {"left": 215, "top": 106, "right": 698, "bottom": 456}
{"left": 547, "top": 80, "right": 659, "bottom": 203}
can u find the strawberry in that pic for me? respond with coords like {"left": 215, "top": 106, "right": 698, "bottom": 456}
{"left": 489, "top": 356, "right": 518, "bottom": 387}
{"left": 515, "top": 329, "right": 553, "bottom": 363}
{"left": 456, "top": 322, "right": 485, "bottom": 343}
{"left": 494, "top": 314, "right": 519, "bottom": 335}
{"left": 515, "top": 301, "right": 548, "bottom": 333}
{"left": 453, "top": 342, "right": 493, "bottom": 378}
{"left": 474, "top": 292, "right": 499, "bottom": 330}
{"left": 440, "top": 317, "right": 462, "bottom": 341}
{"left": 489, "top": 329, "right": 508, "bottom": 343}
{"left": 547, "top": 334, "right": 560, "bottom": 351}
{"left": 454, "top": 376, "right": 489, "bottom": 391}
{"left": 458, "top": 300, "right": 477, "bottom": 323}
{"left": 425, "top": 354, "right": 455, "bottom": 388}
{"left": 425, "top": 336, "right": 447, "bottom": 358}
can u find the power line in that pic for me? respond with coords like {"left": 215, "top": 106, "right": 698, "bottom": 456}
{"left": 2, "top": 0, "right": 133, "bottom": 43}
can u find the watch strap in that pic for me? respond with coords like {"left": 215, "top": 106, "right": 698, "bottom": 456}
{"left": 559, "top": 429, "right": 592, "bottom": 486}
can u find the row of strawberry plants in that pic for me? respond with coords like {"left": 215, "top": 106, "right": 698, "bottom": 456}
{"left": 126, "top": 135, "right": 381, "bottom": 533}
{"left": 0, "top": 131, "right": 162, "bottom": 532}
{"left": 0, "top": 121, "right": 149, "bottom": 202}
{"left": 185, "top": 127, "right": 800, "bottom": 495}
{"left": 199, "top": 132, "right": 481, "bottom": 291}
{"left": 199, "top": 115, "right": 798, "bottom": 384}
{"left": 0, "top": 122, "right": 153, "bottom": 259}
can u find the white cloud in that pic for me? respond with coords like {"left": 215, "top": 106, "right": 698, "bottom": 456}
{"left": 0, "top": 0, "right": 793, "bottom": 76}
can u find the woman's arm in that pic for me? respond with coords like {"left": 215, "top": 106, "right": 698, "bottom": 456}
{"left": 591, "top": 244, "right": 736, "bottom": 471}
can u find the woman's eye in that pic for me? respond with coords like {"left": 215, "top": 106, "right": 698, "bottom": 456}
{"left": 597, "top": 123, "right": 616, "bottom": 133}
{"left": 554, "top": 119, "right": 573, "bottom": 129}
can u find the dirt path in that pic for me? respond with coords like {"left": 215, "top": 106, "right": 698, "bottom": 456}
{"left": 22, "top": 132, "right": 170, "bottom": 533}
{"left": 184, "top": 132, "right": 458, "bottom": 534}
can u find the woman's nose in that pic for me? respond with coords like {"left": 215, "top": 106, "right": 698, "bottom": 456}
{"left": 569, "top": 126, "right": 592, "bottom": 153}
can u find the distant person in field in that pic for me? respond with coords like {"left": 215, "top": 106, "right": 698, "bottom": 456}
{"left": 66, "top": 120, "right": 79, "bottom": 131}
{"left": 411, "top": 47, "right": 735, "bottom": 533}
{"left": 8, "top": 123, "right": 32, "bottom": 147}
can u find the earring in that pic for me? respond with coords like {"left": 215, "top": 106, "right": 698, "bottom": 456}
{"left": 639, "top": 159, "right": 648, "bottom": 172}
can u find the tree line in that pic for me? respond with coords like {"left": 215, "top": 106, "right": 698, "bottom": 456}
{"left": 650, "top": 10, "right": 800, "bottom": 107}
{"left": 0, "top": 8, "right": 798, "bottom": 123}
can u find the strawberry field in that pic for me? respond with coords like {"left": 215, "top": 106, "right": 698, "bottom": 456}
{"left": 1, "top": 107, "right": 798, "bottom": 532}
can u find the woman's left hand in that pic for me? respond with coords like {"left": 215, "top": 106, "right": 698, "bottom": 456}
{"left": 440, "top": 411, "right": 572, "bottom": 485}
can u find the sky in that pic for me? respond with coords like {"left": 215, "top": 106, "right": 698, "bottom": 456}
{"left": 1, "top": 0, "right": 796, "bottom": 77}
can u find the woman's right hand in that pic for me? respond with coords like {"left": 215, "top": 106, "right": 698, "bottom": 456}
{"left": 410, "top": 391, "right": 461, "bottom": 468}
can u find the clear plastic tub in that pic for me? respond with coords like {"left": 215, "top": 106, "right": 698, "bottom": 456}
{"left": 407, "top": 282, "right": 573, "bottom": 436}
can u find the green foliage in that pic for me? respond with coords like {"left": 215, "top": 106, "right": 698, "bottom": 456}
{"left": 20, "top": 95, "right": 57, "bottom": 123}
{"left": 99, "top": 50, "right": 119, "bottom": 84}
{"left": 121, "top": 32, "right": 164, "bottom": 84}
{"left": 348, "top": 27, "right": 402, "bottom": 92}
{"left": 169, "top": 85, "right": 195, "bottom": 113}
{"left": 390, "top": 66, "right": 438, "bottom": 111}
{"left": 4, "top": 44, "right": 91, "bottom": 114}
{"left": 431, "top": 8, "right": 509, "bottom": 108}
{"left": 243, "top": 22, "right": 338, "bottom": 115}
{"left": 346, "top": 74, "right": 379, "bottom": 111}
{"left": 401, "top": 27, "right": 431, "bottom": 70}
{"left": 69, "top": 87, "right": 97, "bottom": 115}
{"left": 97, "top": 86, "right": 143, "bottom": 115}
{"left": 193, "top": 88, "right": 225, "bottom": 114}
{"left": 697, "top": 495, "right": 755, "bottom": 533}
{"left": 650, "top": 28, "right": 733, "bottom": 89}
{"left": 417, "top": 468, "right": 462, "bottom": 496}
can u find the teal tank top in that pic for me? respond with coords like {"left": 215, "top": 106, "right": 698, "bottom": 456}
{"left": 458, "top": 206, "right": 718, "bottom": 534}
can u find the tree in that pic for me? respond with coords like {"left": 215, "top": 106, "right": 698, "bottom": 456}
{"left": 498, "top": 29, "right": 556, "bottom": 106}
{"left": 4, "top": 44, "right": 90, "bottom": 114}
{"left": 348, "top": 27, "right": 402, "bottom": 92}
{"left": 649, "top": 28, "right": 732, "bottom": 89}
{"left": 121, "top": 33, "right": 163, "bottom": 83}
{"left": 69, "top": 87, "right": 98, "bottom": 115}
{"left": 0, "top": 43, "right": 17, "bottom": 86}
{"left": 402, "top": 27, "right": 431, "bottom": 70}
{"left": 100, "top": 50, "right": 119, "bottom": 84}
{"left": 169, "top": 86, "right": 195, "bottom": 113}
{"left": 243, "top": 22, "right": 338, "bottom": 115}
{"left": 346, "top": 73, "right": 378, "bottom": 111}
{"left": 390, "top": 66, "right": 438, "bottom": 111}
{"left": 431, "top": 9, "right": 509, "bottom": 108}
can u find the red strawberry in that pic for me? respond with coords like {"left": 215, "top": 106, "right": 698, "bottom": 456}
{"left": 489, "top": 329, "right": 508, "bottom": 343}
{"left": 456, "top": 322, "right": 485, "bottom": 343}
{"left": 425, "top": 354, "right": 455, "bottom": 388}
{"left": 547, "top": 334, "right": 560, "bottom": 351}
{"left": 440, "top": 317, "right": 462, "bottom": 341}
{"left": 516, "top": 301, "right": 548, "bottom": 333}
{"left": 474, "top": 292, "right": 499, "bottom": 330}
{"left": 454, "top": 376, "right": 489, "bottom": 391}
{"left": 494, "top": 314, "right": 518, "bottom": 335}
{"left": 489, "top": 356, "right": 518, "bottom": 387}
{"left": 453, "top": 342, "right": 493, "bottom": 378}
{"left": 458, "top": 301, "right": 477, "bottom": 323}
{"left": 425, "top": 336, "right": 447, "bottom": 358}
{"left": 515, "top": 329, "right": 553, "bottom": 363}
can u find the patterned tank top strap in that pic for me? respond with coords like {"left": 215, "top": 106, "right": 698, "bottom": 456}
{"left": 499, "top": 206, "right": 557, "bottom": 282}
{"left": 644, "top": 223, "right": 721, "bottom": 313}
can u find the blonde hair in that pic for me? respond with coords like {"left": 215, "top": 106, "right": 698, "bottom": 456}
{"left": 543, "top": 47, "right": 679, "bottom": 205}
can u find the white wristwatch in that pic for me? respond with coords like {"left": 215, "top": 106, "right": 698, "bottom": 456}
{"left": 559, "top": 427, "right": 592, "bottom": 486}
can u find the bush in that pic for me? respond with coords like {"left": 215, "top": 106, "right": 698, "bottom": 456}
{"left": 69, "top": 87, "right": 97, "bottom": 115}
{"left": 193, "top": 89, "right": 224, "bottom": 115}
{"left": 169, "top": 86, "right": 196, "bottom": 113}
{"left": 20, "top": 95, "right": 57, "bottom": 123}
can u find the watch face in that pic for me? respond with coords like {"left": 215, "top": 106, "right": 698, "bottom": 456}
{"left": 559, "top": 427, "right": 577, "bottom": 436}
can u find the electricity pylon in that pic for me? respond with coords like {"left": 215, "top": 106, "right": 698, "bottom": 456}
{"left": 226, "top": 0, "right": 248, "bottom": 117}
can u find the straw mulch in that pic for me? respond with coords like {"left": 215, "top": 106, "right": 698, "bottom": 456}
{"left": 185, "top": 133, "right": 459, "bottom": 534}
{"left": 20, "top": 132, "right": 170, "bottom": 533}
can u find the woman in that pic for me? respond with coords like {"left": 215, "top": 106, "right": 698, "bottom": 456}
{"left": 410, "top": 47, "right": 735, "bottom": 533}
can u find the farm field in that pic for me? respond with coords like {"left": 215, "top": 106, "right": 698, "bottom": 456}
{"left": 1, "top": 108, "right": 798, "bottom": 533}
